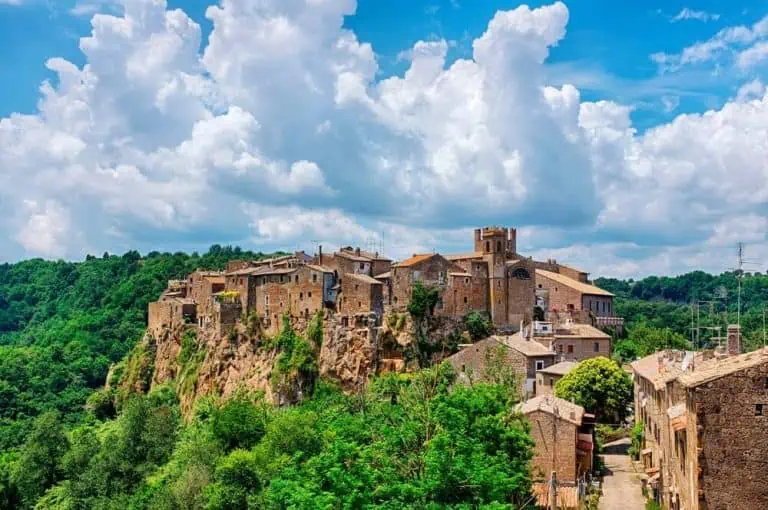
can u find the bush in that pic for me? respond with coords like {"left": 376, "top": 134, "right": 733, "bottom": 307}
{"left": 212, "top": 397, "right": 267, "bottom": 451}
{"left": 407, "top": 281, "right": 440, "bottom": 320}
{"left": 85, "top": 387, "right": 116, "bottom": 421}
{"left": 555, "top": 357, "right": 633, "bottom": 424}
{"left": 629, "top": 421, "right": 644, "bottom": 460}
{"left": 465, "top": 311, "right": 492, "bottom": 340}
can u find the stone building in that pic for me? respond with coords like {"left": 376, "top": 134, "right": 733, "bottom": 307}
{"left": 390, "top": 253, "right": 460, "bottom": 309}
{"left": 535, "top": 268, "right": 615, "bottom": 318}
{"left": 535, "top": 361, "right": 578, "bottom": 397}
{"left": 532, "top": 322, "right": 612, "bottom": 362}
{"left": 447, "top": 334, "right": 556, "bottom": 399}
{"left": 518, "top": 395, "right": 595, "bottom": 483}
{"left": 631, "top": 330, "right": 768, "bottom": 510}
{"left": 339, "top": 273, "right": 384, "bottom": 316}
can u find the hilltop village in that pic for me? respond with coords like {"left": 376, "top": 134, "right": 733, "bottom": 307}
{"left": 146, "top": 226, "right": 768, "bottom": 510}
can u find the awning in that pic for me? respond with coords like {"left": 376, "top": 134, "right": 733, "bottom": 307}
{"left": 641, "top": 448, "right": 653, "bottom": 457}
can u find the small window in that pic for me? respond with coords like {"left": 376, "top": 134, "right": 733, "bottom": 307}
{"left": 594, "top": 342, "right": 600, "bottom": 353}
{"left": 280, "top": 302, "right": 283, "bottom": 309}
{"left": 764, "top": 377, "right": 768, "bottom": 389}
{"left": 756, "top": 404, "right": 764, "bottom": 416}
{"left": 496, "top": 241, "right": 501, "bottom": 251}
{"left": 355, "top": 284, "right": 360, "bottom": 291}
{"left": 358, "top": 301, "right": 362, "bottom": 308}
{"left": 567, "top": 345, "right": 574, "bottom": 353}
{"left": 308, "top": 292, "right": 312, "bottom": 298}
{"left": 299, "top": 292, "right": 303, "bottom": 300}
{"left": 295, "top": 275, "right": 299, "bottom": 283}
{"left": 360, "top": 262, "right": 365, "bottom": 270}
{"left": 485, "top": 241, "right": 490, "bottom": 252}
{"left": 393, "top": 296, "right": 398, "bottom": 304}
{"left": 464, "top": 277, "right": 469, "bottom": 284}
{"left": 558, "top": 345, "right": 563, "bottom": 353}
{"left": 549, "top": 378, "right": 554, "bottom": 386}
{"left": 463, "top": 296, "right": 468, "bottom": 304}
{"left": 461, "top": 364, "right": 466, "bottom": 373}
{"left": 535, "top": 360, "right": 544, "bottom": 370}
{"left": 313, "top": 274, "right": 317, "bottom": 283}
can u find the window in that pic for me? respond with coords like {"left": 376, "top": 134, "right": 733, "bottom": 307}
{"left": 308, "top": 292, "right": 312, "bottom": 298}
{"left": 313, "top": 274, "right": 317, "bottom": 283}
{"left": 558, "top": 345, "right": 563, "bottom": 353}
{"left": 485, "top": 241, "right": 490, "bottom": 252}
{"left": 608, "top": 302, "right": 611, "bottom": 314}
{"left": 355, "top": 284, "right": 359, "bottom": 291}
{"left": 496, "top": 241, "right": 501, "bottom": 251}
{"left": 756, "top": 404, "right": 764, "bottom": 416}
{"left": 549, "top": 378, "right": 554, "bottom": 386}
{"left": 594, "top": 342, "right": 600, "bottom": 353}
{"left": 764, "top": 377, "right": 768, "bottom": 389}
{"left": 360, "top": 262, "right": 365, "bottom": 270}
{"left": 602, "top": 301, "right": 606, "bottom": 313}
{"left": 463, "top": 296, "right": 468, "bottom": 304}
{"left": 511, "top": 268, "right": 531, "bottom": 280}
{"left": 535, "top": 360, "right": 544, "bottom": 370}
{"left": 358, "top": 301, "right": 362, "bottom": 308}
{"left": 299, "top": 292, "right": 303, "bottom": 300}
{"left": 567, "top": 345, "right": 574, "bottom": 353}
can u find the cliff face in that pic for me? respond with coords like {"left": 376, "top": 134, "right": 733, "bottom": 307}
{"left": 118, "top": 312, "right": 466, "bottom": 415}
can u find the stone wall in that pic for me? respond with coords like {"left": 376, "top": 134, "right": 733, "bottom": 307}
{"left": 148, "top": 301, "right": 186, "bottom": 337}
{"left": 340, "top": 275, "right": 383, "bottom": 316}
{"left": 391, "top": 256, "right": 454, "bottom": 311}
{"left": 506, "top": 259, "right": 536, "bottom": 325}
{"left": 536, "top": 272, "right": 583, "bottom": 313}
{"left": 550, "top": 337, "right": 610, "bottom": 362}
{"left": 582, "top": 295, "right": 613, "bottom": 317}
{"left": 526, "top": 409, "right": 578, "bottom": 482}
{"left": 694, "top": 365, "right": 768, "bottom": 510}
{"left": 289, "top": 266, "right": 326, "bottom": 318}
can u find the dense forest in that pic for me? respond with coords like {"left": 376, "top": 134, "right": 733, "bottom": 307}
{"left": 0, "top": 248, "right": 766, "bottom": 508}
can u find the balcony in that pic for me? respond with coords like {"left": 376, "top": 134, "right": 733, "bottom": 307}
{"left": 595, "top": 316, "right": 625, "bottom": 327}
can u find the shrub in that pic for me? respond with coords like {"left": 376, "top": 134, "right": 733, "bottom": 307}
{"left": 465, "top": 311, "right": 492, "bottom": 340}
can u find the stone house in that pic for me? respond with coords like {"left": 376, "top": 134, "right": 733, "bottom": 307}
{"left": 188, "top": 270, "right": 226, "bottom": 326}
{"left": 631, "top": 328, "right": 768, "bottom": 510}
{"left": 339, "top": 273, "right": 383, "bottom": 317}
{"left": 390, "top": 253, "right": 460, "bottom": 310}
{"left": 518, "top": 395, "right": 595, "bottom": 483}
{"left": 535, "top": 268, "right": 614, "bottom": 318}
{"left": 447, "top": 334, "right": 556, "bottom": 399}
{"left": 535, "top": 361, "right": 578, "bottom": 397}
{"left": 532, "top": 322, "right": 611, "bottom": 362}
{"left": 147, "top": 297, "right": 195, "bottom": 337}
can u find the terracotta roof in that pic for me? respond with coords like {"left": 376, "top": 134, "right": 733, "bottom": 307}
{"left": 256, "top": 267, "right": 297, "bottom": 276}
{"left": 445, "top": 252, "right": 484, "bottom": 261}
{"left": 226, "top": 266, "right": 266, "bottom": 276}
{"left": 518, "top": 395, "right": 585, "bottom": 425}
{"left": 538, "top": 360, "right": 578, "bottom": 376}
{"left": 630, "top": 352, "right": 664, "bottom": 382}
{"left": 498, "top": 333, "right": 556, "bottom": 357}
{"left": 535, "top": 269, "right": 614, "bottom": 297}
{"left": 554, "top": 323, "right": 611, "bottom": 339}
{"left": 304, "top": 264, "right": 334, "bottom": 273}
{"left": 374, "top": 272, "right": 391, "bottom": 279}
{"left": 678, "top": 347, "right": 768, "bottom": 387}
{"left": 346, "top": 273, "right": 383, "bottom": 285}
{"left": 394, "top": 253, "right": 436, "bottom": 267}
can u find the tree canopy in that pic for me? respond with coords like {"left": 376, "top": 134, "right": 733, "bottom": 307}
{"left": 554, "top": 357, "right": 633, "bottom": 425}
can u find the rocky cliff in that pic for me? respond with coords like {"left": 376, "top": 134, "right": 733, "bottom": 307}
{"left": 115, "top": 312, "right": 467, "bottom": 415}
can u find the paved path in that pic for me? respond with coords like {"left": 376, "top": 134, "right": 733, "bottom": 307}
{"left": 599, "top": 438, "right": 645, "bottom": 510}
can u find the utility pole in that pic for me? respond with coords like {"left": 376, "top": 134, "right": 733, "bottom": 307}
{"left": 737, "top": 242, "right": 744, "bottom": 330}
{"left": 548, "top": 471, "right": 558, "bottom": 510}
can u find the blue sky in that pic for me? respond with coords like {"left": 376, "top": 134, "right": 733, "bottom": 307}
{"left": 1, "top": 0, "right": 755, "bottom": 124}
{"left": 0, "top": 0, "right": 766, "bottom": 277}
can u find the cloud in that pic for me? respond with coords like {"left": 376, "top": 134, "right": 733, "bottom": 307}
{"left": 653, "top": 14, "right": 768, "bottom": 72}
{"left": 670, "top": 8, "right": 720, "bottom": 23}
{"left": 0, "top": 0, "right": 766, "bottom": 278}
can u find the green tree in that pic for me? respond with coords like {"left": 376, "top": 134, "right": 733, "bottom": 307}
{"left": 12, "top": 412, "right": 69, "bottom": 508}
{"left": 613, "top": 323, "right": 690, "bottom": 362}
{"left": 212, "top": 395, "right": 267, "bottom": 451}
{"left": 465, "top": 311, "right": 493, "bottom": 341}
{"left": 407, "top": 281, "right": 441, "bottom": 320}
{"left": 555, "top": 357, "right": 633, "bottom": 424}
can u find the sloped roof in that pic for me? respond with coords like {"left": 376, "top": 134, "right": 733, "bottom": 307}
{"left": 305, "top": 264, "right": 335, "bottom": 273}
{"left": 394, "top": 253, "right": 436, "bottom": 267}
{"left": 336, "top": 250, "right": 371, "bottom": 262}
{"left": 678, "top": 347, "right": 768, "bottom": 387}
{"left": 518, "top": 395, "right": 585, "bottom": 425}
{"left": 535, "top": 269, "right": 614, "bottom": 297}
{"left": 445, "top": 252, "right": 485, "bottom": 261}
{"left": 499, "top": 333, "right": 556, "bottom": 357}
{"left": 554, "top": 323, "right": 611, "bottom": 339}
{"left": 346, "top": 273, "right": 383, "bottom": 285}
{"left": 538, "top": 360, "right": 578, "bottom": 376}
{"left": 374, "top": 272, "right": 391, "bottom": 279}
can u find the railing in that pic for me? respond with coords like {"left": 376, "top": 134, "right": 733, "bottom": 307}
{"left": 595, "top": 316, "right": 625, "bottom": 327}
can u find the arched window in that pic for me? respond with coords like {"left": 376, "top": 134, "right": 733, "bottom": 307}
{"left": 511, "top": 268, "right": 531, "bottom": 280}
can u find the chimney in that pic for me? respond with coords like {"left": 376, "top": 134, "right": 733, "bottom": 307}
{"left": 319, "top": 245, "right": 323, "bottom": 265}
{"left": 727, "top": 324, "right": 742, "bottom": 356}
{"left": 355, "top": 247, "right": 361, "bottom": 256}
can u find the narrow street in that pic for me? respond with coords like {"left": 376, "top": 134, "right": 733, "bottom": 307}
{"left": 599, "top": 438, "right": 646, "bottom": 510}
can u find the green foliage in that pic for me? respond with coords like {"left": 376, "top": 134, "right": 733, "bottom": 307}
{"left": 646, "top": 500, "right": 662, "bottom": 510}
{"left": 595, "top": 423, "right": 626, "bottom": 445}
{"left": 115, "top": 339, "right": 156, "bottom": 410}
{"left": 465, "top": 311, "right": 492, "bottom": 341}
{"left": 0, "top": 246, "right": 279, "bottom": 451}
{"left": 629, "top": 421, "right": 644, "bottom": 460}
{"left": 613, "top": 323, "right": 690, "bottom": 363}
{"left": 305, "top": 311, "right": 323, "bottom": 347}
{"left": 177, "top": 329, "right": 198, "bottom": 365}
{"left": 212, "top": 395, "right": 267, "bottom": 451}
{"left": 85, "top": 387, "right": 116, "bottom": 421}
{"left": 11, "top": 412, "right": 69, "bottom": 508}
{"left": 555, "top": 357, "right": 633, "bottom": 424}
{"left": 270, "top": 315, "right": 318, "bottom": 397}
{"left": 407, "top": 281, "right": 441, "bottom": 320}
